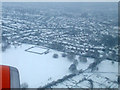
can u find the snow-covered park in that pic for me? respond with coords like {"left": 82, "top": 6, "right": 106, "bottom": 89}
{"left": 0, "top": 44, "right": 92, "bottom": 87}
{"left": 1, "top": 44, "right": 118, "bottom": 88}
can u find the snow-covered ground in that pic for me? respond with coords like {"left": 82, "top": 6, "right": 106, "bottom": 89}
{"left": 1, "top": 44, "right": 72, "bottom": 87}
{"left": 1, "top": 44, "right": 118, "bottom": 88}
{"left": 1, "top": 44, "right": 93, "bottom": 88}
{"left": 51, "top": 60, "right": 118, "bottom": 88}
{"left": 52, "top": 72, "right": 118, "bottom": 88}
{"left": 96, "top": 59, "right": 118, "bottom": 81}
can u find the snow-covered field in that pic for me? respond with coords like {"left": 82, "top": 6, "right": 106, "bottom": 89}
{"left": 1, "top": 44, "right": 94, "bottom": 88}
{"left": 1, "top": 44, "right": 118, "bottom": 88}
{"left": 1, "top": 44, "right": 71, "bottom": 87}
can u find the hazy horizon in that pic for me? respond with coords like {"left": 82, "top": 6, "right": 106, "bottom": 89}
{"left": 1, "top": 0, "right": 120, "bottom": 2}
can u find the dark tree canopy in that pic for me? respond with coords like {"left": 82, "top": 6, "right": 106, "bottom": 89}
{"left": 101, "top": 35, "right": 118, "bottom": 48}
{"left": 53, "top": 54, "right": 59, "bottom": 58}
{"left": 69, "top": 64, "right": 77, "bottom": 72}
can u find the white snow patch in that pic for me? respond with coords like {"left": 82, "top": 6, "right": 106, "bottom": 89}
{"left": 2, "top": 44, "right": 72, "bottom": 88}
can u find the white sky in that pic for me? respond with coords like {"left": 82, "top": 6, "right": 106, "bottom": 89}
{"left": 1, "top": 0, "right": 120, "bottom": 2}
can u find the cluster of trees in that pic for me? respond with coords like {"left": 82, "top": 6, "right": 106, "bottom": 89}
{"left": 100, "top": 35, "right": 118, "bottom": 49}
{"left": 67, "top": 53, "right": 88, "bottom": 74}
{"left": 53, "top": 53, "right": 67, "bottom": 59}
{"left": 50, "top": 42, "right": 64, "bottom": 51}
{"left": 88, "top": 58, "right": 101, "bottom": 72}
{"left": 52, "top": 51, "right": 89, "bottom": 74}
